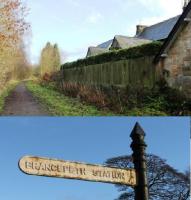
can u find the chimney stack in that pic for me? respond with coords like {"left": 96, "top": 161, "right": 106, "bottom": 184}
{"left": 136, "top": 25, "right": 147, "bottom": 36}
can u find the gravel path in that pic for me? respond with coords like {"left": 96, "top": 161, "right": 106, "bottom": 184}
{"left": 2, "top": 82, "right": 49, "bottom": 116}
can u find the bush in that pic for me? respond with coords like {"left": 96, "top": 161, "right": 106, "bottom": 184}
{"left": 58, "top": 81, "right": 191, "bottom": 116}
{"left": 61, "top": 41, "right": 162, "bottom": 69}
{"left": 62, "top": 83, "right": 108, "bottom": 109}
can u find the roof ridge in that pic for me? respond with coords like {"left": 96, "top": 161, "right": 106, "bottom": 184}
{"left": 114, "top": 35, "right": 127, "bottom": 38}
{"left": 89, "top": 46, "right": 107, "bottom": 49}
{"left": 144, "top": 15, "right": 180, "bottom": 30}
{"left": 115, "top": 35, "right": 137, "bottom": 38}
{"left": 97, "top": 39, "right": 113, "bottom": 48}
{"left": 115, "top": 35, "right": 152, "bottom": 41}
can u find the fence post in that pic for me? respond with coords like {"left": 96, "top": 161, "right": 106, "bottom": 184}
{"left": 130, "top": 122, "right": 149, "bottom": 200}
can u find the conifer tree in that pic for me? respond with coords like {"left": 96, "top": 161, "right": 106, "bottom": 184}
{"left": 40, "top": 42, "right": 61, "bottom": 76}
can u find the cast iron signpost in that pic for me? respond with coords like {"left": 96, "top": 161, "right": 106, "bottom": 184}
{"left": 19, "top": 122, "right": 149, "bottom": 200}
{"left": 131, "top": 122, "right": 149, "bottom": 200}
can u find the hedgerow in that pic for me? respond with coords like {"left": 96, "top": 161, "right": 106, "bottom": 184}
{"left": 61, "top": 41, "right": 162, "bottom": 69}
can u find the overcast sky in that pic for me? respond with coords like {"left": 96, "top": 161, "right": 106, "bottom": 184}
{"left": 25, "top": 0, "right": 184, "bottom": 64}
{"left": 0, "top": 117, "right": 190, "bottom": 200}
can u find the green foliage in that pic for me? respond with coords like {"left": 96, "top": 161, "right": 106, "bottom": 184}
{"left": 125, "top": 108, "right": 167, "bottom": 116}
{"left": 26, "top": 81, "right": 112, "bottom": 116}
{"left": 0, "top": 81, "right": 18, "bottom": 114}
{"left": 40, "top": 42, "right": 61, "bottom": 76}
{"left": 61, "top": 41, "right": 162, "bottom": 69}
{"left": 157, "top": 82, "right": 191, "bottom": 115}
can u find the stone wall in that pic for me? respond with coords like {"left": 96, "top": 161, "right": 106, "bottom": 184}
{"left": 158, "top": 20, "right": 191, "bottom": 97}
{"left": 61, "top": 56, "right": 158, "bottom": 89}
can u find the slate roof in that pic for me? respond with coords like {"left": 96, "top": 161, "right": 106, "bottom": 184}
{"left": 154, "top": 0, "right": 191, "bottom": 62}
{"left": 113, "top": 35, "right": 152, "bottom": 49}
{"left": 86, "top": 36, "right": 152, "bottom": 57}
{"left": 86, "top": 39, "right": 112, "bottom": 57}
{"left": 86, "top": 46, "right": 109, "bottom": 57}
{"left": 137, "top": 15, "right": 180, "bottom": 41}
{"left": 97, "top": 39, "right": 113, "bottom": 49}
{"left": 86, "top": 12, "right": 183, "bottom": 57}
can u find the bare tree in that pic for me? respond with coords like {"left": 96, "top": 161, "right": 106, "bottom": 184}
{"left": 0, "top": 0, "right": 30, "bottom": 88}
{"left": 105, "top": 154, "right": 190, "bottom": 200}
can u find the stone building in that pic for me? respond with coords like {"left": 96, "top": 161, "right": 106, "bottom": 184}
{"left": 85, "top": 0, "right": 191, "bottom": 97}
{"left": 155, "top": 0, "right": 191, "bottom": 97}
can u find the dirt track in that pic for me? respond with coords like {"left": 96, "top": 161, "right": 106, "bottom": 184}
{"left": 2, "top": 82, "right": 49, "bottom": 116}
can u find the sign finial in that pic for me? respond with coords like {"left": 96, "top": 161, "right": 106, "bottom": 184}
{"left": 130, "top": 122, "right": 145, "bottom": 137}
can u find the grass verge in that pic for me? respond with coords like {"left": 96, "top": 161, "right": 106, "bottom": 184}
{"left": 0, "top": 80, "right": 19, "bottom": 113}
{"left": 26, "top": 81, "right": 113, "bottom": 116}
{"left": 27, "top": 80, "right": 191, "bottom": 116}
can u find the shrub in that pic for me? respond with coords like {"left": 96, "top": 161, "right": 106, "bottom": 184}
{"left": 58, "top": 81, "right": 191, "bottom": 116}
{"left": 61, "top": 83, "right": 108, "bottom": 109}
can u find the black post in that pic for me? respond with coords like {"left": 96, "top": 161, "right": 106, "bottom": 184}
{"left": 130, "top": 122, "right": 149, "bottom": 200}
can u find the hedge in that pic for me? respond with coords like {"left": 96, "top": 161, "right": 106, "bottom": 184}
{"left": 61, "top": 41, "right": 162, "bottom": 69}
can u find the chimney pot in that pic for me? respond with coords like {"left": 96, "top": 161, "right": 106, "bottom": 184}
{"left": 183, "top": 0, "right": 190, "bottom": 10}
